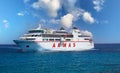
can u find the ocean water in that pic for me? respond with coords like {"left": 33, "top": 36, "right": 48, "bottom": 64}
{"left": 0, "top": 44, "right": 120, "bottom": 73}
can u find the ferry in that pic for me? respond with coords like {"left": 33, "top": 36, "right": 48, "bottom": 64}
{"left": 14, "top": 25, "right": 94, "bottom": 51}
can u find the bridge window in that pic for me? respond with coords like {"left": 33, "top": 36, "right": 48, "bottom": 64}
{"left": 29, "top": 30, "right": 44, "bottom": 33}
{"left": 66, "top": 39, "right": 71, "bottom": 41}
{"left": 49, "top": 39, "right": 54, "bottom": 41}
{"left": 43, "top": 39, "right": 48, "bottom": 41}
{"left": 55, "top": 39, "right": 60, "bottom": 41}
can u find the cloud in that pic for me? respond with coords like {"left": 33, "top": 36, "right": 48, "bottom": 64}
{"left": 39, "top": 19, "right": 60, "bottom": 25}
{"left": 61, "top": 0, "right": 95, "bottom": 27}
{"left": 83, "top": 12, "right": 95, "bottom": 24}
{"left": 49, "top": 19, "right": 60, "bottom": 24}
{"left": 61, "top": 0, "right": 77, "bottom": 11}
{"left": 93, "top": 0, "right": 105, "bottom": 12}
{"left": 61, "top": 13, "right": 74, "bottom": 28}
{"left": 17, "top": 12, "right": 24, "bottom": 16}
{"left": 61, "top": 0, "right": 83, "bottom": 21}
{"left": 17, "top": 11, "right": 29, "bottom": 16}
{"left": 39, "top": 19, "right": 46, "bottom": 24}
{"left": 96, "top": 20, "right": 109, "bottom": 24}
{"left": 23, "top": 0, "right": 30, "bottom": 3}
{"left": 32, "top": 0, "right": 61, "bottom": 17}
{"left": 2, "top": 20, "right": 9, "bottom": 28}
{"left": 81, "top": 30, "right": 93, "bottom": 37}
{"left": 30, "top": 0, "right": 96, "bottom": 28}
{"left": 71, "top": 8, "right": 84, "bottom": 21}
{"left": 32, "top": 0, "right": 41, "bottom": 9}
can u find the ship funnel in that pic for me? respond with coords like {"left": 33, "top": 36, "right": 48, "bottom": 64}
{"left": 60, "top": 27, "right": 65, "bottom": 30}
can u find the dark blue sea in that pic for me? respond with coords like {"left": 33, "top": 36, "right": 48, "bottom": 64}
{"left": 0, "top": 44, "right": 120, "bottom": 73}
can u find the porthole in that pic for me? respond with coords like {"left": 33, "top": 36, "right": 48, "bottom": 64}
{"left": 26, "top": 45, "right": 29, "bottom": 48}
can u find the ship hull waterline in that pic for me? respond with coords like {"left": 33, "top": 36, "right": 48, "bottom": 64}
{"left": 14, "top": 40, "right": 94, "bottom": 52}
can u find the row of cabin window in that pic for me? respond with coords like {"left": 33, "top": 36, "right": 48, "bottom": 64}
{"left": 26, "top": 35, "right": 60, "bottom": 37}
{"left": 25, "top": 38, "right": 35, "bottom": 40}
{"left": 25, "top": 34, "right": 74, "bottom": 38}
{"left": 78, "top": 35, "right": 90, "bottom": 37}
{"left": 42, "top": 34, "right": 73, "bottom": 37}
{"left": 42, "top": 39, "right": 71, "bottom": 41}
{"left": 43, "top": 39, "right": 60, "bottom": 41}
{"left": 27, "top": 34, "right": 72, "bottom": 37}
{"left": 28, "top": 30, "right": 44, "bottom": 33}
{"left": 84, "top": 38, "right": 92, "bottom": 41}
{"left": 24, "top": 35, "right": 41, "bottom": 37}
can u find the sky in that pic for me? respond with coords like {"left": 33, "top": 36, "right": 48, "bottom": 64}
{"left": 0, "top": 0, "right": 120, "bottom": 44}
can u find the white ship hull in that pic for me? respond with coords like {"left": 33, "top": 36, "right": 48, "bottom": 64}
{"left": 14, "top": 40, "right": 94, "bottom": 51}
